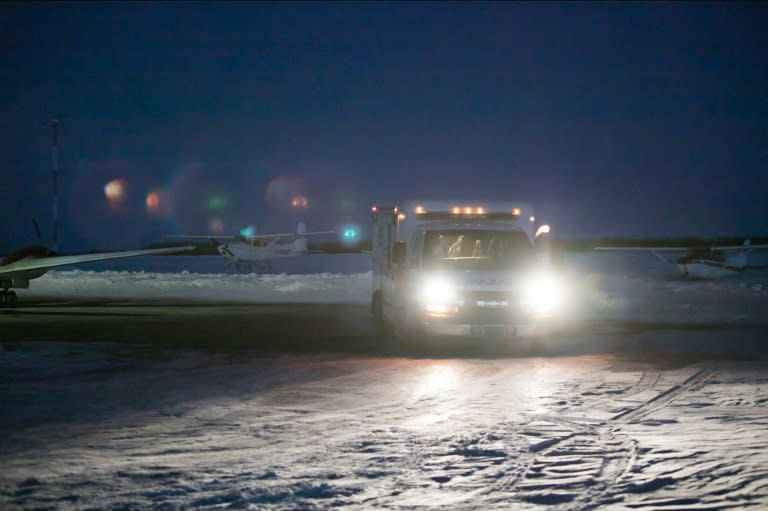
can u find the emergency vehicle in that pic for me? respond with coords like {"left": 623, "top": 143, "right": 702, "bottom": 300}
{"left": 370, "top": 200, "right": 558, "bottom": 339}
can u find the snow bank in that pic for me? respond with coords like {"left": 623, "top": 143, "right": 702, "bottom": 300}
{"left": 19, "top": 252, "right": 768, "bottom": 323}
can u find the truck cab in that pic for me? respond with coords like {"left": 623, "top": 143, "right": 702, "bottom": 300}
{"left": 371, "top": 201, "right": 558, "bottom": 339}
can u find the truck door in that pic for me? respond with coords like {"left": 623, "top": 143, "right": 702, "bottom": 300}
{"left": 372, "top": 209, "right": 396, "bottom": 315}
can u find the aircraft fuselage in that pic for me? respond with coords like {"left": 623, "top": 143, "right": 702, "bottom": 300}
{"left": 218, "top": 241, "right": 305, "bottom": 263}
{"left": 0, "top": 245, "right": 53, "bottom": 287}
{"left": 678, "top": 260, "right": 743, "bottom": 280}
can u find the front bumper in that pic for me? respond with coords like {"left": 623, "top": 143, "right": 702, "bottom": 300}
{"left": 424, "top": 321, "right": 547, "bottom": 338}
{"left": 421, "top": 310, "right": 551, "bottom": 337}
{"left": 414, "top": 289, "right": 554, "bottom": 338}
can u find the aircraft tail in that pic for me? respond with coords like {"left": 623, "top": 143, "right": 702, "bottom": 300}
{"left": 293, "top": 222, "right": 308, "bottom": 253}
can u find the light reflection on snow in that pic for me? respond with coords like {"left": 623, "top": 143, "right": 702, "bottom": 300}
{"left": 410, "top": 364, "right": 461, "bottom": 401}
{"left": 4, "top": 352, "right": 767, "bottom": 509}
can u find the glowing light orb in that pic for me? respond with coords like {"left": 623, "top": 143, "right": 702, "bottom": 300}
{"left": 265, "top": 176, "right": 307, "bottom": 210}
{"left": 291, "top": 196, "right": 309, "bottom": 208}
{"left": 209, "top": 216, "right": 225, "bottom": 233}
{"left": 207, "top": 196, "right": 228, "bottom": 210}
{"left": 240, "top": 225, "right": 256, "bottom": 237}
{"left": 340, "top": 224, "right": 360, "bottom": 245}
{"left": 145, "top": 191, "right": 160, "bottom": 212}
{"left": 104, "top": 179, "right": 126, "bottom": 202}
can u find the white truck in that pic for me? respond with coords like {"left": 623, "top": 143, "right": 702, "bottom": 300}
{"left": 370, "top": 200, "right": 559, "bottom": 339}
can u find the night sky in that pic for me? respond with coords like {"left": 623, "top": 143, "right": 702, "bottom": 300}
{"left": 2, "top": 2, "right": 766, "bottom": 252}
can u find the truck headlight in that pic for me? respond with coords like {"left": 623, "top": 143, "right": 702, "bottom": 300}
{"left": 420, "top": 276, "right": 458, "bottom": 316}
{"left": 521, "top": 272, "right": 563, "bottom": 317}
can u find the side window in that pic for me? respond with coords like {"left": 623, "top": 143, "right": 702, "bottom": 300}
{"left": 409, "top": 231, "right": 424, "bottom": 266}
{"left": 373, "top": 214, "right": 394, "bottom": 273}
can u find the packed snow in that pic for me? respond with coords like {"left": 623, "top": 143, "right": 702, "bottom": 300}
{"left": 2, "top": 251, "right": 768, "bottom": 509}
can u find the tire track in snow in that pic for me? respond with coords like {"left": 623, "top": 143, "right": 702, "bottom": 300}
{"left": 611, "top": 367, "right": 717, "bottom": 424}
{"left": 3, "top": 353, "right": 732, "bottom": 511}
{"left": 484, "top": 367, "right": 717, "bottom": 509}
{"left": 483, "top": 416, "right": 635, "bottom": 509}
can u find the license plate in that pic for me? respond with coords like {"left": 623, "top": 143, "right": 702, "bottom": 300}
{"left": 483, "top": 325, "right": 507, "bottom": 337}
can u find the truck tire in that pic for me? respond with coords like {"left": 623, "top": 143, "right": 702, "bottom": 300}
{"left": 371, "top": 291, "right": 393, "bottom": 340}
{"left": 371, "top": 291, "right": 384, "bottom": 321}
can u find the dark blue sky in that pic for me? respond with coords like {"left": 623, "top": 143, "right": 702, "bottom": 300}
{"left": 2, "top": 2, "right": 766, "bottom": 251}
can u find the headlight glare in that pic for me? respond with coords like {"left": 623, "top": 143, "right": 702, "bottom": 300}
{"left": 420, "top": 276, "right": 456, "bottom": 304}
{"left": 521, "top": 272, "right": 563, "bottom": 315}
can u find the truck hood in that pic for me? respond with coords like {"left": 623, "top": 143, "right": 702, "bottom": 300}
{"left": 443, "top": 269, "right": 527, "bottom": 292}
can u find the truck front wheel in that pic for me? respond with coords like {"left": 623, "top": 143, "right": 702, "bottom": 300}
{"left": 371, "top": 291, "right": 383, "bottom": 319}
{"left": 371, "top": 291, "right": 393, "bottom": 339}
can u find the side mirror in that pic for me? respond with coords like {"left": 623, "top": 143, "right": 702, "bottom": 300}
{"left": 392, "top": 241, "right": 406, "bottom": 264}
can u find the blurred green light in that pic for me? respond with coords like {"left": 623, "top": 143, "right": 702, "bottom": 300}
{"left": 207, "top": 196, "right": 228, "bottom": 210}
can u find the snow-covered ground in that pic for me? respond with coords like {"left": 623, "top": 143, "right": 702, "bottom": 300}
{"left": 2, "top": 251, "right": 768, "bottom": 509}
{"left": 22, "top": 252, "right": 768, "bottom": 325}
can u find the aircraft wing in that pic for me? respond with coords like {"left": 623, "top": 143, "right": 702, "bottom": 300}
{"left": 596, "top": 244, "right": 768, "bottom": 252}
{"left": 168, "top": 231, "right": 336, "bottom": 242}
{"left": 244, "top": 230, "right": 336, "bottom": 242}
{"left": 712, "top": 244, "right": 768, "bottom": 251}
{"left": 593, "top": 246, "right": 687, "bottom": 264}
{"left": 593, "top": 246, "right": 689, "bottom": 252}
{"left": 0, "top": 245, "right": 195, "bottom": 276}
{"left": 167, "top": 235, "right": 238, "bottom": 242}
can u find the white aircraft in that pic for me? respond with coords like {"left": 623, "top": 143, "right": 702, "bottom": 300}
{"left": 0, "top": 241, "right": 194, "bottom": 307}
{"left": 594, "top": 240, "right": 768, "bottom": 279}
{"left": 0, "top": 120, "right": 196, "bottom": 307}
{"left": 169, "top": 222, "right": 335, "bottom": 273}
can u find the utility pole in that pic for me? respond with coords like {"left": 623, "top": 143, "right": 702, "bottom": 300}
{"left": 50, "top": 119, "right": 59, "bottom": 252}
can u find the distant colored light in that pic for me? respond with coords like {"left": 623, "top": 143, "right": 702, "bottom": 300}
{"left": 208, "top": 196, "right": 228, "bottom": 210}
{"left": 291, "top": 196, "right": 308, "bottom": 208}
{"left": 529, "top": 215, "right": 535, "bottom": 223}
{"left": 146, "top": 191, "right": 160, "bottom": 212}
{"left": 464, "top": 207, "right": 471, "bottom": 214}
{"left": 398, "top": 213, "right": 406, "bottom": 221}
{"left": 452, "top": 207, "right": 460, "bottom": 214}
{"left": 209, "top": 216, "right": 225, "bottom": 233}
{"left": 477, "top": 207, "right": 485, "bottom": 214}
{"left": 513, "top": 208, "right": 521, "bottom": 215}
{"left": 371, "top": 205, "right": 378, "bottom": 212}
{"left": 240, "top": 225, "right": 255, "bottom": 237}
{"left": 104, "top": 179, "right": 126, "bottom": 201}
{"left": 415, "top": 205, "right": 424, "bottom": 214}
{"left": 341, "top": 226, "right": 359, "bottom": 241}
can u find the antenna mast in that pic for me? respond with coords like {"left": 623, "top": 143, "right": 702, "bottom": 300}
{"left": 50, "top": 120, "right": 59, "bottom": 252}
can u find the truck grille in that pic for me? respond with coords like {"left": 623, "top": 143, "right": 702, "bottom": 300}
{"left": 456, "top": 291, "right": 524, "bottom": 323}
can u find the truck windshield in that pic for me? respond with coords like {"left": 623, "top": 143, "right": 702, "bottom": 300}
{"left": 422, "top": 230, "right": 536, "bottom": 270}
